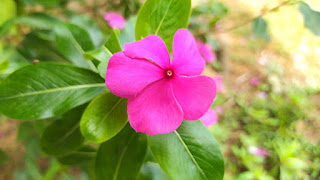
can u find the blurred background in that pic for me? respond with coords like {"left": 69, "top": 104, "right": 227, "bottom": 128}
{"left": 0, "top": 0, "right": 320, "bottom": 179}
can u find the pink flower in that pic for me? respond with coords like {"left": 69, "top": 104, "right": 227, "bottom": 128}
{"left": 213, "top": 75, "right": 224, "bottom": 92}
{"left": 249, "top": 146, "right": 269, "bottom": 157}
{"left": 215, "top": 106, "right": 224, "bottom": 114}
{"left": 0, "top": 132, "right": 3, "bottom": 138}
{"left": 250, "top": 77, "right": 260, "bottom": 86}
{"left": 200, "top": 109, "right": 218, "bottom": 128}
{"left": 197, "top": 40, "right": 216, "bottom": 63}
{"left": 105, "top": 29, "right": 216, "bottom": 135}
{"left": 104, "top": 12, "right": 126, "bottom": 29}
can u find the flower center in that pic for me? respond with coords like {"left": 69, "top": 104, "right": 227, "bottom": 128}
{"left": 164, "top": 69, "right": 174, "bottom": 78}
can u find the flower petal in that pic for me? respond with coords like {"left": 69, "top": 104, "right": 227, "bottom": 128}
{"left": 200, "top": 110, "right": 218, "bottom": 128}
{"left": 124, "top": 35, "right": 170, "bottom": 69}
{"left": 171, "top": 29, "right": 205, "bottom": 76}
{"left": 127, "top": 79, "right": 183, "bottom": 135}
{"left": 172, "top": 75, "right": 216, "bottom": 120}
{"left": 105, "top": 52, "right": 164, "bottom": 98}
{"left": 197, "top": 40, "right": 216, "bottom": 63}
{"left": 104, "top": 12, "right": 126, "bottom": 29}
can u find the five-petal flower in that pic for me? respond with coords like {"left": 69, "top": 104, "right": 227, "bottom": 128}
{"left": 105, "top": 29, "right": 216, "bottom": 135}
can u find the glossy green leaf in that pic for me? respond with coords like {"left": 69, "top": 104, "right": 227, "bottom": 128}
{"left": 148, "top": 121, "right": 225, "bottom": 180}
{"left": 252, "top": 17, "right": 270, "bottom": 42}
{"left": 71, "top": 15, "right": 104, "bottom": 48}
{"left": 40, "top": 105, "right": 86, "bottom": 156}
{"left": 299, "top": 2, "right": 320, "bottom": 36}
{"left": 57, "top": 145, "right": 96, "bottom": 165}
{"left": 80, "top": 92, "right": 128, "bottom": 143}
{"left": 135, "top": 0, "right": 191, "bottom": 52}
{"left": 0, "top": 63, "right": 105, "bottom": 120}
{"left": 105, "top": 29, "right": 122, "bottom": 54}
{"left": 54, "top": 23, "right": 96, "bottom": 69}
{"left": 0, "top": 13, "right": 60, "bottom": 36}
{"left": 95, "top": 124, "right": 147, "bottom": 180}
{"left": 140, "top": 162, "right": 170, "bottom": 180}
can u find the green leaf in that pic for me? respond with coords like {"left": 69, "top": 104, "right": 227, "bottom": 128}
{"left": 148, "top": 121, "right": 224, "bottom": 180}
{"left": 97, "top": 60, "right": 109, "bottom": 78}
{"left": 18, "top": 32, "right": 68, "bottom": 63}
{"left": 95, "top": 124, "right": 147, "bottom": 180}
{"left": 93, "top": 29, "right": 123, "bottom": 78}
{"left": 105, "top": 29, "right": 122, "bottom": 54}
{"left": 0, "top": 47, "right": 29, "bottom": 78}
{"left": 135, "top": 0, "right": 191, "bottom": 52}
{"left": 57, "top": 145, "right": 96, "bottom": 165}
{"left": 0, "top": 149, "right": 8, "bottom": 167}
{"left": 71, "top": 15, "right": 104, "bottom": 48}
{"left": 140, "top": 162, "right": 170, "bottom": 180}
{"left": 0, "top": 13, "right": 60, "bottom": 36}
{"left": 252, "top": 17, "right": 270, "bottom": 42}
{"left": 119, "top": 16, "right": 136, "bottom": 48}
{"left": 0, "top": 0, "right": 16, "bottom": 26}
{"left": 40, "top": 105, "right": 86, "bottom": 156}
{"left": 299, "top": 2, "right": 320, "bottom": 36}
{"left": 54, "top": 23, "right": 96, "bottom": 69}
{"left": 0, "top": 63, "right": 105, "bottom": 120}
{"left": 80, "top": 92, "right": 128, "bottom": 143}
{"left": 83, "top": 47, "right": 112, "bottom": 62}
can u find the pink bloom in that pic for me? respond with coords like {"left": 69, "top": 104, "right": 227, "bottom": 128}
{"left": 200, "top": 109, "right": 218, "bottom": 128}
{"left": 197, "top": 40, "right": 216, "bottom": 63}
{"left": 104, "top": 12, "right": 126, "bottom": 29}
{"left": 250, "top": 77, "right": 260, "bottom": 86}
{"left": 249, "top": 146, "right": 269, "bottom": 157}
{"left": 105, "top": 29, "right": 216, "bottom": 135}
{"left": 213, "top": 75, "right": 224, "bottom": 92}
{"left": 215, "top": 106, "right": 224, "bottom": 114}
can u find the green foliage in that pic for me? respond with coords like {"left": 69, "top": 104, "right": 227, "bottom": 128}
{"left": 80, "top": 92, "right": 128, "bottom": 143}
{"left": 57, "top": 145, "right": 96, "bottom": 165}
{"left": 140, "top": 162, "right": 170, "bottom": 180}
{"left": 0, "top": 13, "right": 60, "bottom": 36}
{"left": 0, "top": 63, "right": 105, "bottom": 120}
{"left": 0, "top": 149, "right": 8, "bottom": 167}
{"left": 299, "top": 2, "right": 320, "bottom": 36}
{"left": 95, "top": 124, "right": 147, "bottom": 180}
{"left": 0, "top": 0, "right": 16, "bottom": 26}
{"left": 135, "top": 0, "right": 191, "bottom": 52}
{"left": 252, "top": 17, "right": 270, "bottom": 42}
{"left": 40, "top": 105, "right": 86, "bottom": 156}
{"left": 148, "top": 121, "right": 224, "bottom": 180}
